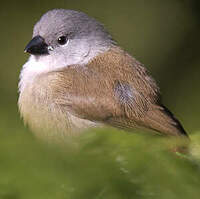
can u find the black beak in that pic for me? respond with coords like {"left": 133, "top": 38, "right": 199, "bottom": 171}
{"left": 24, "top": 35, "right": 49, "bottom": 55}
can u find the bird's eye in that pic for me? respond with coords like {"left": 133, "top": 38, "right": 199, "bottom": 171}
{"left": 57, "top": 36, "right": 67, "bottom": 45}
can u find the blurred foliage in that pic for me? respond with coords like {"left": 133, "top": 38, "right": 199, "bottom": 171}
{"left": 1, "top": 128, "right": 200, "bottom": 199}
{"left": 1, "top": 0, "right": 200, "bottom": 198}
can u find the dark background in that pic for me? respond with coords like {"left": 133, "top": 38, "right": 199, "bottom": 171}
{"left": 1, "top": 1, "right": 200, "bottom": 198}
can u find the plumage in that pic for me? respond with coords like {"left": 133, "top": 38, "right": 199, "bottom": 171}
{"left": 19, "top": 46, "right": 187, "bottom": 138}
{"left": 18, "top": 9, "right": 188, "bottom": 140}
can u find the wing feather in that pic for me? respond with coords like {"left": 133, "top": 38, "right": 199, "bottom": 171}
{"left": 49, "top": 47, "right": 187, "bottom": 136}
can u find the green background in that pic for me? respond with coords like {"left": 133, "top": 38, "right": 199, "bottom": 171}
{"left": 1, "top": 0, "right": 200, "bottom": 198}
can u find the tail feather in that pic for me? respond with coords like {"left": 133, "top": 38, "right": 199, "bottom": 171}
{"left": 143, "top": 105, "right": 188, "bottom": 137}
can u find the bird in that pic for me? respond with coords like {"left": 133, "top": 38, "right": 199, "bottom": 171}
{"left": 18, "top": 9, "right": 188, "bottom": 141}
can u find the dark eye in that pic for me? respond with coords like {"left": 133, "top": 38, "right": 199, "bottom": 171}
{"left": 57, "top": 36, "right": 67, "bottom": 45}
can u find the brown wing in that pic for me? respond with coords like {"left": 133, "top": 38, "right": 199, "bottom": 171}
{"left": 50, "top": 47, "right": 187, "bottom": 136}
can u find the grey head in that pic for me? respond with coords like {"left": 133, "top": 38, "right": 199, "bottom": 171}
{"left": 24, "top": 9, "right": 115, "bottom": 69}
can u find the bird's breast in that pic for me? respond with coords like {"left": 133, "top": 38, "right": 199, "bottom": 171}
{"left": 18, "top": 69, "right": 99, "bottom": 141}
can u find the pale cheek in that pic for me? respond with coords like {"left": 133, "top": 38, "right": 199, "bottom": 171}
{"left": 55, "top": 45, "right": 90, "bottom": 66}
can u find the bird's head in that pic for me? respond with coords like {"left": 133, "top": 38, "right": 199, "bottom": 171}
{"left": 24, "top": 9, "right": 115, "bottom": 72}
